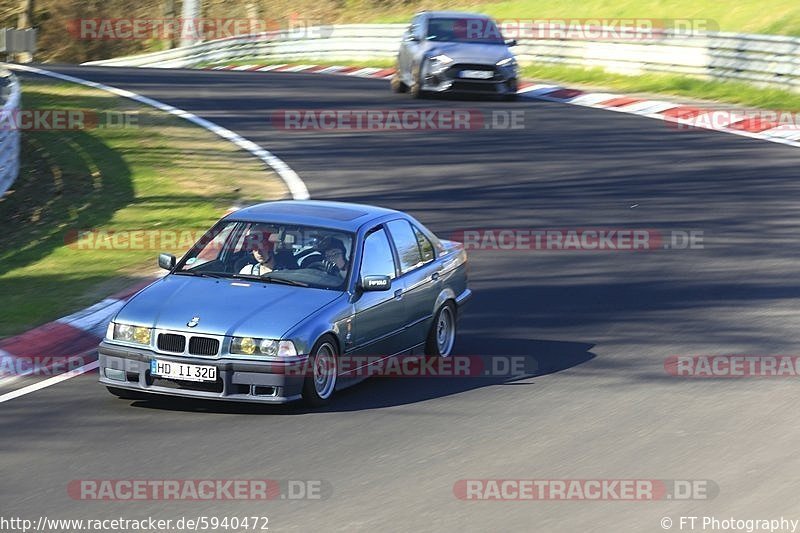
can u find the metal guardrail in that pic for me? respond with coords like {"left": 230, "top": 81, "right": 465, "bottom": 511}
{"left": 85, "top": 24, "right": 800, "bottom": 92}
{"left": 83, "top": 25, "right": 405, "bottom": 68}
{"left": 0, "top": 69, "right": 20, "bottom": 198}
{"left": 0, "top": 28, "right": 37, "bottom": 53}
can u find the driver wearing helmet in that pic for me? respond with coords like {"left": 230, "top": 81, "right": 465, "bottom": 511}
{"left": 239, "top": 225, "right": 275, "bottom": 276}
{"left": 319, "top": 236, "right": 349, "bottom": 279}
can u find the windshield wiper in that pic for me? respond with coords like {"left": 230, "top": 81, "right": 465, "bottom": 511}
{"left": 260, "top": 276, "right": 309, "bottom": 287}
{"left": 174, "top": 270, "right": 229, "bottom": 279}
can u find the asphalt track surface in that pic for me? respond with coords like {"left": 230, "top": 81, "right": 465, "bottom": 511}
{"left": 3, "top": 65, "right": 800, "bottom": 531}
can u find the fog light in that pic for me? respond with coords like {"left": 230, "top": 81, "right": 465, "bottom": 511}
{"left": 105, "top": 368, "right": 125, "bottom": 381}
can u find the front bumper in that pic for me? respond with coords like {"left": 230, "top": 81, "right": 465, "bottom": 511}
{"left": 98, "top": 341, "right": 308, "bottom": 404}
{"left": 422, "top": 63, "right": 518, "bottom": 95}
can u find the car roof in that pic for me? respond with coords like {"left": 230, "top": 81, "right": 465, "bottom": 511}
{"left": 418, "top": 11, "right": 492, "bottom": 19}
{"left": 227, "top": 200, "right": 402, "bottom": 232}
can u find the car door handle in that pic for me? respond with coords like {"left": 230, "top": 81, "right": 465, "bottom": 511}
{"left": 431, "top": 272, "right": 440, "bottom": 281}
{"left": 394, "top": 289, "right": 403, "bottom": 300}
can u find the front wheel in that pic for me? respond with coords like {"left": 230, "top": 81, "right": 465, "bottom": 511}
{"left": 410, "top": 66, "right": 426, "bottom": 99}
{"left": 425, "top": 302, "right": 456, "bottom": 357}
{"left": 302, "top": 336, "right": 339, "bottom": 406}
{"left": 390, "top": 69, "right": 407, "bottom": 93}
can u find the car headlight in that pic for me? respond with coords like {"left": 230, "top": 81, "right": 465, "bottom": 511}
{"left": 430, "top": 54, "right": 453, "bottom": 65}
{"left": 231, "top": 337, "right": 297, "bottom": 357}
{"left": 111, "top": 323, "right": 152, "bottom": 346}
{"left": 427, "top": 54, "right": 454, "bottom": 73}
{"left": 496, "top": 57, "right": 517, "bottom": 69}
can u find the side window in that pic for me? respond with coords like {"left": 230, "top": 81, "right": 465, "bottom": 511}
{"left": 413, "top": 225, "right": 435, "bottom": 263}
{"left": 387, "top": 220, "right": 423, "bottom": 274}
{"left": 360, "top": 228, "right": 397, "bottom": 279}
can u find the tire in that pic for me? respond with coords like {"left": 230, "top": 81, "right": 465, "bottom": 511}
{"left": 390, "top": 70, "right": 407, "bottom": 93}
{"left": 502, "top": 92, "right": 518, "bottom": 102}
{"left": 302, "top": 335, "right": 339, "bottom": 406}
{"left": 106, "top": 386, "right": 148, "bottom": 400}
{"left": 425, "top": 302, "right": 457, "bottom": 357}
{"left": 410, "top": 66, "right": 426, "bottom": 99}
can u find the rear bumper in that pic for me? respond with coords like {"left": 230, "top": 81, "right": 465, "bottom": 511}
{"left": 98, "top": 341, "right": 307, "bottom": 404}
{"left": 455, "top": 288, "right": 473, "bottom": 310}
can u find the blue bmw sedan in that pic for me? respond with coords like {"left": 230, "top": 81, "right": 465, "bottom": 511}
{"left": 99, "top": 200, "right": 471, "bottom": 405}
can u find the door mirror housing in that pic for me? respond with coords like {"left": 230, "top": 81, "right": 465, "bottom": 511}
{"left": 360, "top": 275, "right": 392, "bottom": 291}
{"left": 505, "top": 38, "right": 518, "bottom": 47}
{"left": 158, "top": 253, "right": 176, "bottom": 270}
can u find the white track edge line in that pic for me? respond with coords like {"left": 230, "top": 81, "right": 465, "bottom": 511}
{"left": 3, "top": 63, "right": 310, "bottom": 200}
{"left": 0, "top": 361, "right": 99, "bottom": 404}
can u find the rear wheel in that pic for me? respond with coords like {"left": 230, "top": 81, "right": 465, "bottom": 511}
{"left": 425, "top": 302, "right": 456, "bottom": 357}
{"left": 302, "top": 335, "right": 339, "bottom": 406}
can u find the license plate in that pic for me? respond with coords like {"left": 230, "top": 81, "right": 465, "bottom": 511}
{"left": 460, "top": 70, "right": 493, "bottom": 79}
{"left": 150, "top": 359, "right": 217, "bottom": 382}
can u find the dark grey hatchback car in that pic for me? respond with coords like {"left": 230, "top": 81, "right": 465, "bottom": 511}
{"left": 99, "top": 201, "right": 471, "bottom": 406}
{"left": 392, "top": 11, "right": 519, "bottom": 99}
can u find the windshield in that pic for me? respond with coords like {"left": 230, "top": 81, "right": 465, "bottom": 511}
{"left": 175, "top": 220, "right": 355, "bottom": 290}
{"left": 426, "top": 17, "right": 505, "bottom": 44}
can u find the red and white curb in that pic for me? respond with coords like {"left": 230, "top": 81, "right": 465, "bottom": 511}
{"left": 0, "top": 280, "right": 153, "bottom": 402}
{"left": 206, "top": 63, "right": 397, "bottom": 79}
{"left": 517, "top": 82, "right": 800, "bottom": 149}
{"left": 205, "top": 62, "right": 800, "bottom": 149}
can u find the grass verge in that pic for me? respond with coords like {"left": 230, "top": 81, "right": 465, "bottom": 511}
{"left": 363, "top": 0, "right": 800, "bottom": 36}
{"left": 0, "top": 77, "right": 286, "bottom": 338}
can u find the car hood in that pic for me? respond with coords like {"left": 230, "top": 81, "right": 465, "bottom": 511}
{"left": 425, "top": 41, "right": 512, "bottom": 65}
{"left": 114, "top": 275, "right": 343, "bottom": 338}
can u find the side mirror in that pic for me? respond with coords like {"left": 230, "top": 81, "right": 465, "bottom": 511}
{"left": 360, "top": 275, "right": 392, "bottom": 291}
{"left": 505, "top": 38, "right": 518, "bottom": 47}
{"left": 158, "top": 253, "right": 176, "bottom": 270}
{"left": 405, "top": 34, "right": 420, "bottom": 42}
